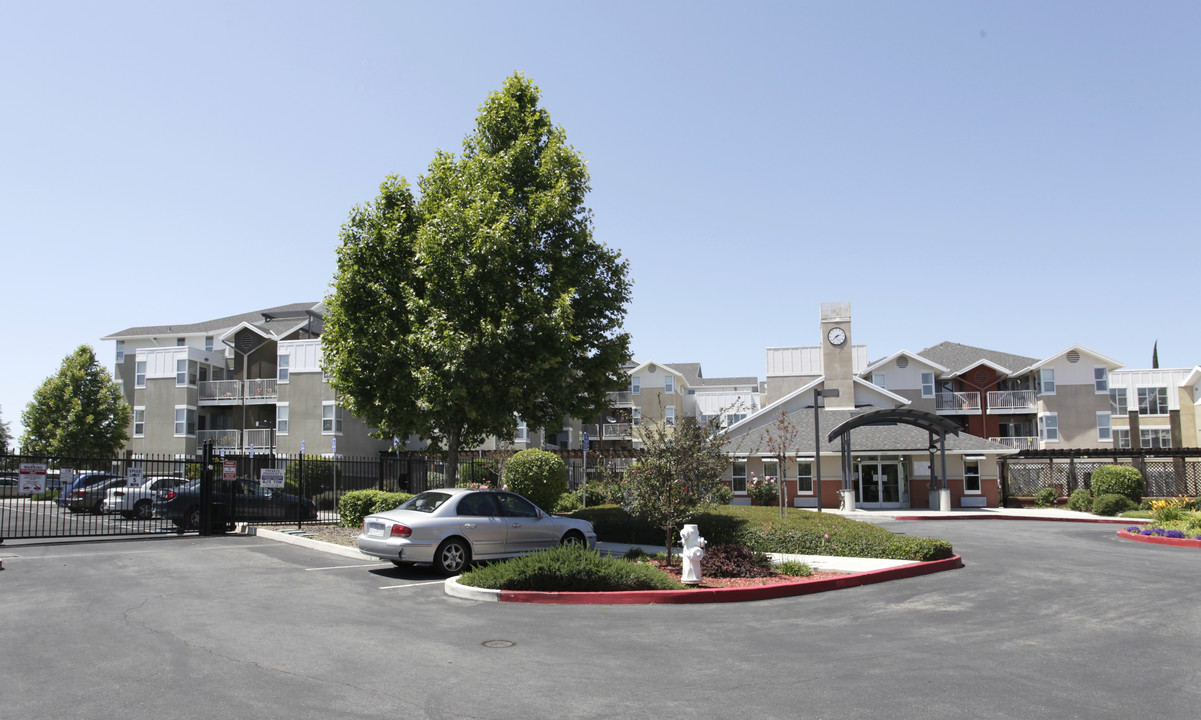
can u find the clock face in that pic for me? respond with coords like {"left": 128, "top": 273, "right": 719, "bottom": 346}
{"left": 828, "top": 327, "right": 847, "bottom": 346}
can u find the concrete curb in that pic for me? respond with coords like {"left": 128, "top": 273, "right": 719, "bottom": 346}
{"left": 1116, "top": 529, "right": 1201, "bottom": 548}
{"left": 253, "top": 527, "right": 387, "bottom": 563}
{"left": 893, "top": 514, "right": 1148, "bottom": 525}
{"left": 444, "top": 554, "right": 963, "bottom": 605}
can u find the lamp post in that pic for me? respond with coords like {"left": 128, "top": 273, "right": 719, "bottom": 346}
{"left": 813, "top": 388, "right": 840, "bottom": 512}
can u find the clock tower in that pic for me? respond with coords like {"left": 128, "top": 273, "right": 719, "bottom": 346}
{"left": 820, "top": 302, "right": 854, "bottom": 409}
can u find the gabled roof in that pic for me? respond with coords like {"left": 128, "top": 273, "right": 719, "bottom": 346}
{"left": 861, "top": 350, "right": 949, "bottom": 376}
{"left": 103, "top": 302, "right": 323, "bottom": 341}
{"left": 915, "top": 342, "right": 1038, "bottom": 377}
{"left": 1019, "top": 344, "right": 1124, "bottom": 373}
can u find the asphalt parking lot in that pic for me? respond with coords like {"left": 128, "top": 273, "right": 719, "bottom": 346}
{"left": 1, "top": 520, "right": 1198, "bottom": 720}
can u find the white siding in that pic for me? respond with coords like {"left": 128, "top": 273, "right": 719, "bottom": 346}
{"left": 280, "top": 339, "right": 323, "bottom": 373}
{"left": 766, "top": 345, "right": 868, "bottom": 377}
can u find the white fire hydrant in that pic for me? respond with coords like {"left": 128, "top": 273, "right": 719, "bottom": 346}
{"left": 680, "top": 523, "right": 707, "bottom": 586}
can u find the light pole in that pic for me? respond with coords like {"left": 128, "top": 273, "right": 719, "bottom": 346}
{"left": 813, "top": 388, "right": 839, "bottom": 512}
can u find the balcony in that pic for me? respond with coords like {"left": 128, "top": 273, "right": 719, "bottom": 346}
{"left": 197, "top": 429, "right": 240, "bottom": 451}
{"left": 244, "top": 429, "right": 275, "bottom": 451}
{"left": 199, "top": 380, "right": 242, "bottom": 405}
{"left": 607, "top": 391, "right": 633, "bottom": 407}
{"left": 602, "top": 423, "right": 634, "bottom": 440}
{"left": 987, "top": 390, "right": 1037, "bottom": 414}
{"left": 935, "top": 391, "right": 981, "bottom": 415}
{"left": 989, "top": 436, "right": 1040, "bottom": 451}
{"left": 244, "top": 378, "right": 278, "bottom": 403}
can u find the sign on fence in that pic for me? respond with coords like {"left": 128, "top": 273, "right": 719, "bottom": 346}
{"left": 19, "top": 463, "right": 47, "bottom": 495}
{"left": 223, "top": 461, "right": 237, "bottom": 481}
{"left": 260, "top": 468, "right": 285, "bottom": 489}
{"left": 127, "top": 467, "right": 144, "bottom": 487}
{"left": 60, "top": 467, "right": 73, "bottom": 489}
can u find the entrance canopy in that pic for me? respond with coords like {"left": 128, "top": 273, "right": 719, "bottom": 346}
{"left": 825, "top": 407, "right": 961, "bottom": 496}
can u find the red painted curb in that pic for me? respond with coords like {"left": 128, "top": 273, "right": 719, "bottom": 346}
{"left": 893, "top": 514, "right": 1146, "bottom": 525}
{"left": 496, "top": 554, "right": 963, "bottom": 605}
{"left": 1116, "top": 529, "right": 1201, "bottom": 548}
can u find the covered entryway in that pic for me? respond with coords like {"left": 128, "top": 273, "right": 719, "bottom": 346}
{"left": 856, "top": 456, "right": 906, "bottom": 509}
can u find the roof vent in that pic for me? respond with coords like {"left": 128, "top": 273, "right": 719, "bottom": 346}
{"left": 975, "top": 369, "right": 990, "bottom": 384}
{"left": 896, "top": 356, "right": 909, "bottom": 369}
{"left": 648, "top": 365, "right": 656, "bottom": 373}
{"left": 1066, "top": 350, "right": 1081, "bottom": 363}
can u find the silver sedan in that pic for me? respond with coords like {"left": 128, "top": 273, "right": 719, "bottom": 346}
{"left": 356, "top": 487, "right": 597, "bottom": 575}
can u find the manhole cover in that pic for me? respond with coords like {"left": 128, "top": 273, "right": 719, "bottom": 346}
{"left": 482, "top": 640, "right": 515, "bottom": 648}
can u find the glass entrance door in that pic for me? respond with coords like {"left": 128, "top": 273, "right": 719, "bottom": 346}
{"left": 857, "top": 462, "right": 906, "bottom": 509}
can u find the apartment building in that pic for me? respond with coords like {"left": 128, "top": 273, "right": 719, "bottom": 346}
{"left": 104, "top": 303, "right": 388, "bottom": 459}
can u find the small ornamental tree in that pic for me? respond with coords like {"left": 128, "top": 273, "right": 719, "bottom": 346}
{"left": 21, "top": 345, "right": 131, "bottom": 457}
{"left": 623, "top": 415, "right": 729, "bottom": 563}
{"left": 762, "top": 409, "right": 801, "bottom": 519}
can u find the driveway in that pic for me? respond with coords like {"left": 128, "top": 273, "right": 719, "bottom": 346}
{"left": 0, "top": 521, "right": 1196, "bottom": 719}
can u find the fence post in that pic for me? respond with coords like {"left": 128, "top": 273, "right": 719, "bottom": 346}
{"left": 297, "top": 449, "right": 304, "bottom": 530}
{"left": 199, "top": 441, "right": 213, "bottom": 536}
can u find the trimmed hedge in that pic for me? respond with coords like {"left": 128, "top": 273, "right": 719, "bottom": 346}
{"left": 1066, "top": 488, "right": 1092, "bottom": 513}
{"left": 338, "top": 489, "right": 414, "bottom": 528}
{"left": 1091, "top": 493, "right": 1135, "bottom": 517}
{"left": 503, "top": 449, "right": 568, "bottom": 512}
{"left": 456, "top": 544, "right": 684, "bottom": 591}
{"left": 1090, "top": 465, "right": 1144, "bottom": 503}
{"left": 569, "top": 505, "right": 954, "bottom": 562}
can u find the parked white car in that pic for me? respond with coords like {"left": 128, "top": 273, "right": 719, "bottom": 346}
{"left": 102, "top": 476, "right": 186, "bottom": 519}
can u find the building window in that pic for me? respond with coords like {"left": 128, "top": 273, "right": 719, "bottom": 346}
{"left": 796, "top": 460, "right": 814, "bottom": 494}
{"left": 1094, "top": 368, "right": 1109, "bottom": 393}
{"left": 1113, "top": 429, "right": 1131, "bottom": 449}
{"left": 1141, "top": 428, "right": 1172, "bottom": 449}
{"left": 205, "top": 336, "right": 214, "bottom": 352}
{"left": 1097, "top": 412, "right": 1112, "bottom": 442}
{"left": 872, "top": 373, "right": 886, "bottom": 389}
{"left": 964, "top": 460, "right": 981, "bottom": 494}
{"left": 135, "top": 361, "right": 146, "bottom": 388}
{"left": 732, "top": 460, "right": 747, "bottom": 493}
{"left": 1137, "top": 387, "right": 1168, "bottom": 416}
{"left": 176, "top": 338, "right": 185, "bottom": 347}
{"left": 1039, "top": 368, "right": 1056, "bottom": 395}
{"left": 174, "top": 407, "right": 196, "bottom": 437}
{"left": 322, "top": 403, "right": 343, "bottom": 434}
{"left": 632, "top": 376, "right": 641, "bottom": 395}
{"left": 921, "top": 372, "right": 935, "bottom": 398}
{"left": 726, "top": 413, "right": 746, "bottom": 427}
{"left": 665, "top": 406, "right": 675, "bottom": 426}
{"left": 515, "top": 419, "right": 527, "bottom": 442}
{"left": 762, "top": 458, "right": 779, "bottom": 482}
{"left": 664, "top": 375, "right": 674, "bottom": 394}
{"left": 1110, "top": 388, "right": 1128, "bottom": 415}
{"left": 176, "top": 358, "right": 197, "bottom": 387}
{"left": 632, "top": 407, "right": 641, "bottom": 426}
{"left": 133, "top": 408, "right": 145, "bottom": 437}
{"left": 277, "top": 354, "right": 290, "bottom": 383}
{"left": 116, "top": 341, "right": 125, "bottom": 364}
{"left": 1039, "top": 413, "right": 1059, "bottom": 443}
{"left": 276, "top": 404, "right": 289, "bottom": 435}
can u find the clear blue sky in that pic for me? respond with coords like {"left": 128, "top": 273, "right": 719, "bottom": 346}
{"left": 3, "top": 1, "right": 1198, "bottom": 441}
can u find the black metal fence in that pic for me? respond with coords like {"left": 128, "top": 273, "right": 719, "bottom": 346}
{"left": 1000, "top": 450, "right": 1201, "bottom": 503}
{"left": 1, "top": 449, "right": 630, "bottom": 542}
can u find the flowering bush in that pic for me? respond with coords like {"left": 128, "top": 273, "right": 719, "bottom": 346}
{"left": 747, "top": 473, "right": 780, "bottom": 506}
{"left": 1165, "top": 529, "right": 1187, "bottom": 539}
{"left": 1150, "top": 496, "right": 1190, "bottom": 523}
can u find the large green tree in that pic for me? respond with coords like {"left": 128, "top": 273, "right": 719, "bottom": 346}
{"left": 21, "top": 345, "right": 132, "bottom": 457}
{"left": 0, "top": 404, "right": 12, "bottom": 453}
{"left": 323, "top": 73, "right": 632, "bottom": 483}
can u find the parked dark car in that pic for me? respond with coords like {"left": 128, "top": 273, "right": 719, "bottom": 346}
{"left": 0, "top": 474, "right": 20, "bottom": 498}
{"left": 155, "top": 478, "right": 318, "bottom": 529}
{"left": 63, "top": 477, "right": 133, "bottom": 514}
{"left": 56, "top": 473, "right": 125, "bottom": 510}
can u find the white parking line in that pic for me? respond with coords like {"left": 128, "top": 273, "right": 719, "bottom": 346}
{"left": 305, "top": 563, "right": 381, "bottom": 571}
{"left": 379, "top": 580, "right": 445, "bottom": 590}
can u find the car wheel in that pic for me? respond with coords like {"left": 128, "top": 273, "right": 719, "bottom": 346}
{"left": 92, "top": 500, "right": 105, "bottom": 514}
{"left": 560, "top": 530, "right": 586, "bottom": 547}
{"left": 133, "top": 500, "right": 153, "bottom": 520}
{"left": 434, "top": 538, "right": 471, "bottom": 576}
{"left": 186, "top": 506, "right": 202, "bottom": 530}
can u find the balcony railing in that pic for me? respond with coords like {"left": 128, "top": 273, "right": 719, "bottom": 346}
{"left": 244, "top": 429, "right": 275, "bottom": 451}
{"left": 244, "top": 378, "right": 278, "bottom": 402}
{"left": 987, "top": 390, "right": 1037, "bottom": 413}
{"left": 198, "top": 380, "right": 242, "bottom": 404}
{"left": 988, "top": 436, "right": 1040, "bottom": 451}
{"left": 607, "top": 391, "right": 633, "bottom": 407}
{"left": 197, "top": 429, "right": 240, "bottom": 450}
{"left": 602, "top": 423, "right": 633, "bottom": 440}
{"left": 935, "top": 391, "right": 981, "bottom": 414}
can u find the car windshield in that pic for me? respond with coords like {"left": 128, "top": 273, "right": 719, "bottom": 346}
{"left": 399, "top": 491, "right": 452, "bottom": 513}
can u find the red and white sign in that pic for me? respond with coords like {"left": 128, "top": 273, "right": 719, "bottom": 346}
{"left": 222, "top": 461, "right": 237, "bottom": 481}
{"left": 19, "top": 463, "right": 48, "bottom": 495}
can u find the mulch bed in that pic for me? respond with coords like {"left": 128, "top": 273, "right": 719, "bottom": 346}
{"left": 645, "top": 559, "right": 845, "bottom": 589}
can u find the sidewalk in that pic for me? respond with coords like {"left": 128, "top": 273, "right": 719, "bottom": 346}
{"left": 823, "top": 506, "right": 1145, "bottom": 524}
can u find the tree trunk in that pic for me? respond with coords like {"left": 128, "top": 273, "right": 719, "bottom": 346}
{"left": 664, "top": 526, "right": 674, "bottom": 565}
{"left": 445, "top": 427, "right": 461, "bottom": 487}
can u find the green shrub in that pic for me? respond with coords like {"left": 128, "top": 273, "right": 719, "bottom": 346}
{"left": 1033, "top": 487, "right": 1058, "bottom": 508}
{"left": 31, "top": 488, "right": 60, "bottom": 502}
{"left": 1066, "top": 489, "right": 1092, "bottom": 512}
{"left": 553, "top": 479, "right": 626, "bottom": 514}
{"left": 503, "top": 449, "right": 568, "bottom": 512}
{"left": 747, "top": 475, "right": 780, "bottom": 506}
{"left": 1089, "top": 465, "right": 1144, "bottom": 503}
{"left": 1091, "top": 493, "right": 1135, "bottom": 517}
{"left": 775, "top": 560, "right": 812, "bottom": 577}
{"left": 457, "top": 458, "right": 499, "bottom": 488}
{"left": 707, "top": 484, "right": 734, "bottom": 505}
{"left": 457, "top": 544, "right": 684, "bottom": 591}
{"left": 338, "top": 489, "right": 414, "bottom": 528}
{"left": 701, "top": 544, "right": 772, "bottom": 578}
{"left": 285, "top": 457, "right": 340, "bottom": 498}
